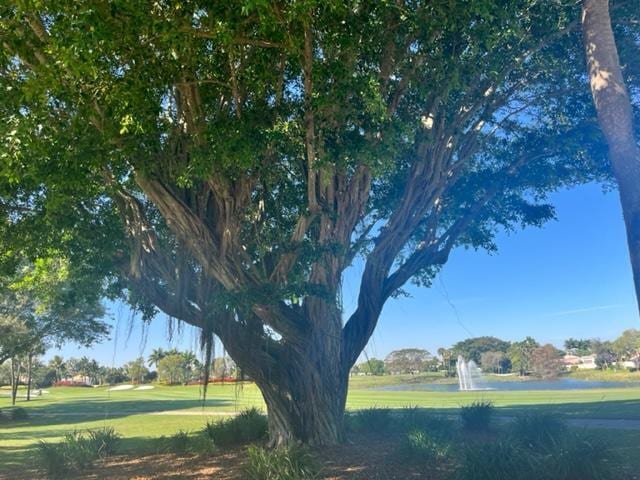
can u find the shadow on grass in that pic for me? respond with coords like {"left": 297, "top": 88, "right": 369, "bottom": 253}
{"left": 0, "top": 397, "right": 234, "bottom": 426}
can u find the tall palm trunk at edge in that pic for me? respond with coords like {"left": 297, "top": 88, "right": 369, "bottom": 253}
{"left": 582, "top": 0, "right": 640, "bottom": 314}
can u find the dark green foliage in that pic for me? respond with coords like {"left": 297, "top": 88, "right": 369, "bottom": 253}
{"left": 60, "top": 431, "right": 95, "bottom": 470}
{"left": 245, "top": 446, "right": 319, "bottom": 480}
{"left": 452, "top": 337, "right": 511, "bottom": 365}
{"left": 36, "top": 427, "right": 122, "bottom": 478}
{"left": 88, "top": 427, "right": 120, "bottom": 459}
{"left": 157, "top": 429, "right": 216, "bottom": 457}
{"left": 400, "top": 429, "right": 450, "bottom": 465}
{"left": 458, "top": 441, "right": 539, "bottom": 480}
{"left": 384, "top": 349, "right": 432, "bottom": 374}
{"left": 158, "top": 430, "right": 192, "bottom": 455}
{"left": 399, "top": 407, "right": 455, "bottom": 439}
{"left": 511, "top": 413, "right": 566, "bottom": 450}
{"left": 10, "top": 407, "right": 29, "bottom": 421}
{"left": 203, "top": 408, "right": 268, "bottom": 447}
{"left": 460, "top": 401, "right": 494, "bottom": 432}
{"left": 36, "top": 442, "right": 69, "bottom": 480}
{"left": 345, "top": 407, "right": 393, "bottom": 434}
{"left": 542, "top": 433, "right": 614, "bottom": 480}
{"left": 458, "top": 432, "right": 615, "bottom": 480}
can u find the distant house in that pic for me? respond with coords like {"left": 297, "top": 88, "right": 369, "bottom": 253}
{"left": 618, "top": 355, "right": 640, "bottom": 369}
{"left": 562, "top": 354, "right": 581, "bottom": 367}
{"left": 562, "top": 354, "right": 597, "bottom": 370}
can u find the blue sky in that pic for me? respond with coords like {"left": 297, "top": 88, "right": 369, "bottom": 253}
{"left": 46, "top": 182, "right": 639, "bottom": 366}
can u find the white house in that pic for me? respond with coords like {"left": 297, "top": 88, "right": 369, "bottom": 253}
{"left": 562, "top": 354, "right": 597, "bottom": 370}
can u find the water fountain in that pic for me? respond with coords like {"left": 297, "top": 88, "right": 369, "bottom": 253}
{"left": 456, "top": 355, "right": 484, "bottom": 391}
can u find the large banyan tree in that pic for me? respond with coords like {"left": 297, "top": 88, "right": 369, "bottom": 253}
{"left": 1, "top": 0, "right": 637, "bottom": 445}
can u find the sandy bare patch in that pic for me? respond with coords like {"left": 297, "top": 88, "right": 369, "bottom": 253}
{"left": 108, "top": 385, "right": 134, "bottom": 391}
{"left": 134, "top": 386, "right": 155, "bottom": 391}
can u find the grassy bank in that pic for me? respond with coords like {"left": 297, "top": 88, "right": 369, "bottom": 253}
{"left": 567, "top": 369, "right": 640, "bottom": 382}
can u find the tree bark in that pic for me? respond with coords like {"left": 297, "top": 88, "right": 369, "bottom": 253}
{"left": 258, "top": 365, "right": 348, "bottom": 447}
{"left": 26, "top": 353, "right": 32, "bottom": 401}
{"left": 582, "top": 0, "right": 640, "bottom": 313}
{"left": 10, "top": 358, "right": 21, "bottom": 406}
{"left": 219, "top": 304, "right": 349, "bottom": 446}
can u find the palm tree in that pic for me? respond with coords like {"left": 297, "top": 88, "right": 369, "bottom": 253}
{"left": 48, "top": 355, "right": 65, "bottom": 383}
{"left": 180, "top": 351, "right": 200, "bottom": 384}
{"left": 147, "top": 348, "right": 166, "bottom": 368}
{"left": 437, "top": 348, "right": 453, "bottom": 377}
{"left": 582, "top": 0, "right": 640, "bottom": 313}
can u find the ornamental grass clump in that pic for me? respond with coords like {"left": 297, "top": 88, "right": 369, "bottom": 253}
{"left": 458, "top": 440, "right": 539, "bottom": 480}
{"left": 245, "top": 445, "right": 319, "bottom": 480}
{"left": 203, "top": 407, "right": 268, "bottom": 447}
{"left": 36, "top": 428, "right": 120, "bottom": 479}
{"left": 460, "top": 401, "right": 494, "bottom": 432}
{"left": 400, "top": 429, "right": 451, "bottom": 465}
{"left": 511, "top": 412, "right": 566, "bottom": 450}
{"left": 400, "top": 406, "right": 456, "bottom": 439}
{"left": 346, "top": 407, "right": 393, "bottom": 434}
{"left": 36, "top": 442, "right": 69, "bottom": 480}
{"left": 457, "top": 431, "right": 615, "bottom": 480}
{"left": 88, "top": 427, "right": 121, "bottom": 459}
{"left": 541, "top": 432, "right": 614, "bottom": 480}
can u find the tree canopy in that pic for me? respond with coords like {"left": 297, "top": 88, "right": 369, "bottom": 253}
{"left": 384, "top": 348, "right": 431, "bottom": 374}
{"left": 1, "top": 0, "right": 638, "bottom": 445}
{"left": 451, "top": 336, "right": 510, "bottom": 365}
{"left": 0, "top": 256, "right": 108, "bottom": 365}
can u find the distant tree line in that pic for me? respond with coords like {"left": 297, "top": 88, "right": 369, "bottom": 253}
{"left": 351, "top": 329, "right": 640, "bottom": 379}
{"left": 0, "top": 349, "right": 238, "bottom": 392}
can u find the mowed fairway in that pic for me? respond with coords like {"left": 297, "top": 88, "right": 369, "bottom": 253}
{"left": 2, "top": 379, "right": 640, "bottom": 474}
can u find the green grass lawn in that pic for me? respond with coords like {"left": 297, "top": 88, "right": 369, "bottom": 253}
{"left": 567, "top": 369, "right": 640, "bottom": 382}
{"left": 2, "top": 380, "right": 640, "bottom": 474}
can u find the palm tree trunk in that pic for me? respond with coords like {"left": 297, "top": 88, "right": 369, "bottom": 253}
{"left": 582, "top": 0, "right": 640, "bottom": 314}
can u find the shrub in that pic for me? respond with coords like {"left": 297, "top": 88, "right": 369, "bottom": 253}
{"left": 245, "top": 446, "right": 319, "bottom": 480}
{"left": 88, "top": 427, "right": 120, "bottom": 459}
{"left": 36, "top": 442, "right": 69, "bottom": 480}
{"left": 399, "top": 407, "right": 455, "bottom": 439}
{"left": 203, "top": 408, "right": 268, "bottom": 447}
{"left": 346, "top": 407, "right": 393, "bottom": 433}
{"left": 36, "top": 428, "right": 123, "bottom": 478}
{"left": 157, "top": 429, "right": 216, "bottom": 457}
{"left": 542, "top": 432, "right": 614, "bottom": 480}
{"left": 457, "top": 433, "right": 615, "bottom": 480}
{"left": 458, "top": 440, "right": 539, "bottom": 480}
{"left": 511, "top": 413, "right": 566, "bottom": 450}
{"left": 60, "top": 431, "right": 96, "bottom": 470}
{"left": 10, "top": 407, "right": 29, "bottom": 421}
{"left": 400, "top": 429, "right": 450, "bottom": 464}
{"left": 460, "top": 401, "right": 493, "bottom": 432}
{"left": 158, "top": 430, "right": 192, "bottom": 455}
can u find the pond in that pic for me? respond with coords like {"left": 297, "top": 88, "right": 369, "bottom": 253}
{"left": 371, "top": 377, "right": 640, "bottom": 392}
